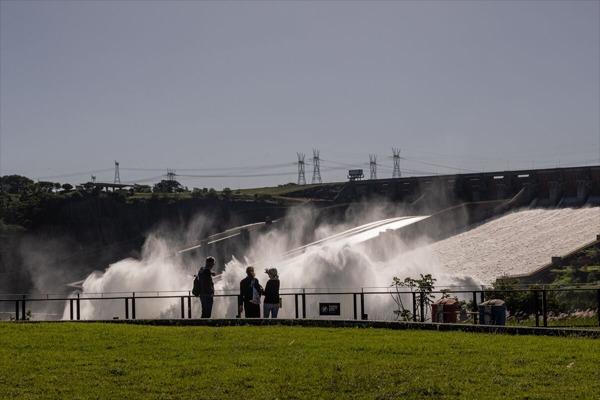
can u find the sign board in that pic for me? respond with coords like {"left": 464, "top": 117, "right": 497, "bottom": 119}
{"left": 348, "top": 169, "right": 364, "bottom": 181}
{"left": 319, "top": 303, "right": 341, "bottom": 316}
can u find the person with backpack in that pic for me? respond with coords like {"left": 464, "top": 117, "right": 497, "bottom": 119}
{"left": 197, "top": 256, "right": 216, "bottom": 318}
{"left": 238, "top": 266, "right": 263, "bottom": 318}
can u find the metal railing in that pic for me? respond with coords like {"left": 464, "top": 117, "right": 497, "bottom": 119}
{"left": 1, "top": 286, "right": 599, "bottom": 328}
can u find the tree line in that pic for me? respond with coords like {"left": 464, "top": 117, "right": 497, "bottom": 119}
{"left": 0, "top": 175, "right": 273, "bottom": 232}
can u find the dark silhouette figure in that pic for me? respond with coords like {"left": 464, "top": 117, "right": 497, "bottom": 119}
{"left": 263, "top": 268, "right": 280, "bottom": 318}
{"left": 198, "top": 256, "right": 216, "bottom": 318}
{"left": 238, "top": 266, "right": 263, "bottom": 318}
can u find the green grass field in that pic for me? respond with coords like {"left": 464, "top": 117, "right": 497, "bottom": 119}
{"left": 0, "top": 323, "right": 598, "bottom": 399}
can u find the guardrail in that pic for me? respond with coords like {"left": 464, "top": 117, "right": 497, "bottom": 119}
{"left": 1, "top": 287, "right": 598, "bottom": 328}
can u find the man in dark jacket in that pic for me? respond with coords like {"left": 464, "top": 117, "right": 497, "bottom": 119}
{"left": 238, "top": 266, "right": 262, "bottom": 318}
{"left": 198, "top": 256, "right": 216, "bottom": 318}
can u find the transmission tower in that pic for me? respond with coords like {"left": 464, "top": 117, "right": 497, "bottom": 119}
{"left": 167, "top": 169, "right": 176, "bottom": 181}
{"left": 114, "top": 161, "right": 121, "bottom": 184}
{"left": 311, "top": 149, "right": 322, "bottom": 184}
{"left": 392, "top": 148, "right": 401, "bottom": 179}
{"left": 297, "top": 153, "right": 306, "bottom": 185}
{"left": 369, "top": 154, "right": 377, "bottom": 180}
{"left": 91, "top": 175, "right": 96, "bottom": 183}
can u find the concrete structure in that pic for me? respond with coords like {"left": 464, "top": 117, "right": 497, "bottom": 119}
{"left": 335, "top": 165, "right": 600, "bottom": 208}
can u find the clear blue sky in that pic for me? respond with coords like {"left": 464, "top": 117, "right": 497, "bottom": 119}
{"left": 1, "top": 0, "right": 599, "bottom": 190}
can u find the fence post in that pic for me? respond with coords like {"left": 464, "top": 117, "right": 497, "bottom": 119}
{"left": 295, "top": 294, "right": 299, "bottom": 319}
{"left": 76, "top": 293, "right": 80, "bottom": 321}
{"left": 419, "top": 292, "right": 425, "bottom": 322}
{"left": 132, "top": 292, "right": 136, "bottom": 320}
{"left": 542, "top": 289, "right": 548, "bottom": 328}
{"left": 301, "top": 289, "right": 306, "bottom": 319}
{"left": 125, "top": 298, "right": 129, "bottom": 320}
{"left": 360, "top": 292, "right": 366, "bottom": 320}
{"left": 70, "top": 299, "right": 74, "bottom": 321}
{"left": 187, "top": 296, "right": 192, "bottom": 319}
{"left": 534, "top": 290, "right": 539, "bottom": 327}
{"left": 353, "top": 294, "right": 357, "bottom": 320}
{"left": 21, "top": 295, "right": 26, "bottom": 320}
{"left": 412, "top": 292, "right": 417, "bottom": 322}
{"left": 472, "top": 292, "right": 478, "bottom": 324}
{"left": 180, "top": 297, "right": 185, "bottom": 319}
{"left": 597, "top": 289, "right": 600, "bottom": 327}
{"left": 15, "top": 300, "right": 19, "bottom": 321}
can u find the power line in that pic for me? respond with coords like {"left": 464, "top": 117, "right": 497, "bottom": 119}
{"left": 320, "top": 159, "right": 366, "bottom": 168}
{"left": 122, "top": 162, "right": 295, "bottom": 173}
{"left": 177, "top": 170, "right": 297, "bottom": 179}
{"left": 401, "top": 157, "right": 479, "bottom": 173}
{"left": 24, "top": 152, "right": 600, "bottom": 187}
{"left": 36, "top": 168, "right": 114, "bottom": 180}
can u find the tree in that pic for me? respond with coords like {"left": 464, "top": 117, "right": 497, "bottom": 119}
{"left": 0, "top": 175, "right": 34, "bottom": 194}
{"left": 222, "top": 187, "right": 232, "bottom": 199}
{"left": 133, "top": 184, "right": 152, "bottom": 193}
{"left": 35, "top": 181, "right": 55, "bottom": 193}
{"left": 191, "top": 188, "right": 205, "bottom": 198}
{"left": 61, "top": 183, "right": 73, "bottom": 192}
{"left": 391, "top": 274, "right": 439, "bottom": 322}
{"left": 487, "top": 279, "right": 547, "bottom": 320}
{"left": 153, "top": 180, "right": 183, "bottom": 193}
{"left": 205, "top": 188, "right": 218, "bottom": 199}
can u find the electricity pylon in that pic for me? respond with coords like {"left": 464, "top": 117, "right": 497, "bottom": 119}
{"left": 369, "top": 154, "right": 377, "bottom": 180}
{"left": 392, "top": 148, "right": 401, "bottom": 179}
{"left": 297, "top": 153, "right": 306, "bottom": 185}
{"left": 114, "top": 161, "right": 121, "bottom": 184}
{"left": 312, "top": 149, "right": 322, "bottom": 184}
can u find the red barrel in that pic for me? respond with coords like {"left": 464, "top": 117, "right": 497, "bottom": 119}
{"left": 431, "top": 298, "right": 459, "bottom": 323}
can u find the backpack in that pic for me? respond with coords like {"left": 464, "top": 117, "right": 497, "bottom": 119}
{"left": 192, "top": 275, "right": 201, "bottom": 297}
{"left": 249, "top": 278, "right": 262, "bottom": 305}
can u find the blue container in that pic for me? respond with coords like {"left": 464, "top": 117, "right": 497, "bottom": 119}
{"left": 478, "top": 299, "right": 506, "bottom": 325}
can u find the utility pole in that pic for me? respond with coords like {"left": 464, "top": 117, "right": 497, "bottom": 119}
{"left": 297, "top": 153, "right": 306, "bottom": 185}
{"left": 311, "top": 149, "right": 322, "bottom": 184}
{"left": 369, "top": 154, "right": 377, "bottom": 180}
{"left": 392, "top": 148, "right": 401, "bottom": 179}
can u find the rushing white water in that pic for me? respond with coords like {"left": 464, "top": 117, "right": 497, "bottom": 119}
{"left": 410, "top": 207, "right": 600, "bottom": 284}
{"left": 64, "top": 206, "right": 600, "bottom": 320}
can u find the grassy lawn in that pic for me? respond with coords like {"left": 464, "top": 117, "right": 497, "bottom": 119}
{"left": 506, "top": 316, "right": 600, "bottom": 329}
{"left": 0, "top": 323, "right": 598, "bottom": 399}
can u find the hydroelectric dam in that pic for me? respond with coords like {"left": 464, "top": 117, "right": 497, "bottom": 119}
{"left": 335, "top": 165, "right": 600, "bottom": 209}
{"left": 4, "top": 166, "right": 599, "bottom": 321}
{"left": 165, "top": 165, "right": 600, "bottom": 295}
{"left": 177, "top": 165, "right": 600, "bottom": 274}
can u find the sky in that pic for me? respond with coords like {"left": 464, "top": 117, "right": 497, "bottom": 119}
{"left": 1, "top": 0, "right": 599, "bottom": 190}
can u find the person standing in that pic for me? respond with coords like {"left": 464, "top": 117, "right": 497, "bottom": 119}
{"left": 238, "top": 266, "right": 263, "bottom": 318}
{"left": 198, "top": 256, "right": 216, "bottom": 318}
{"left": 263, "top": 268, "right": 280, "bottom": 318}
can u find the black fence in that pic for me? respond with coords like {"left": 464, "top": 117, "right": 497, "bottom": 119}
{"left": 1, "top": 286, "right": 599, "bottom": 328}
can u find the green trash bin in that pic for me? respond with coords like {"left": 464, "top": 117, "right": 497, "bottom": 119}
{"left": 478, "top": 299, "right": 506, "bottom": 325}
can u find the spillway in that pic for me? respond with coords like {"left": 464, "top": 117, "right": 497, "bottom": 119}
{"left": 401, "top": 207, "right": 600, "bottom": 284}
